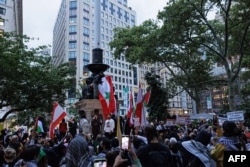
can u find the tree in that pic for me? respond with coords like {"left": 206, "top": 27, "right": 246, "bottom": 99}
{"left": 110, "top": 12, "right": 214, "bottom": 113}
{"left": 144, "top": 72, "right": 169, "bottom": 122}
{"left": 0, "top": 32, "right": 74, "bottom": 123}
{"left": 110, "top": 0, "right": 250, "bottom": 112}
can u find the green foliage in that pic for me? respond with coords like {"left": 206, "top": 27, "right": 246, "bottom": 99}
{"left": 240, "top": 56, "right": 250, "bottom": 106}
{"left": 0, "top": 32, "right": 74, "bottom": 124}
{"left": 144, "top": 72, "right": 169, "bottom": 122}
{"left": 110, "top": 0, "right": 250, "bottom": 112}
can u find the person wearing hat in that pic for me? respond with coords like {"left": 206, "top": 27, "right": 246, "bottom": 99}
{"left": 168, "top": 137, "right": 183, "bottom": 167}
{"left": 181, "top": 130, "right": 216, "bottom": 167}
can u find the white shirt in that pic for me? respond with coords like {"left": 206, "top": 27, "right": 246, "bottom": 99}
{"left": 79, "top": 118, "right": 90, "bottom": 134}
{"left": 104, "top": 118, "right": 115, "bottom": 133}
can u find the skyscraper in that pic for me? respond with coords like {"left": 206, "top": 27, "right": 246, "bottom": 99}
{"left": 0, "top": 0, "right": 23, "bottom": 34}
{"left": 52, "top": 0, "right": 144, "bottom": 114}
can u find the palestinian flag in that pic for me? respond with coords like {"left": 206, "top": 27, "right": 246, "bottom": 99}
{"left": 35, "top": 117, "right": 44, "bottom": 133}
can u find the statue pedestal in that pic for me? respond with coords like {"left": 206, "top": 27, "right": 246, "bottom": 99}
{"left": 75, "top": 99, "right": 103, "bottom": 121}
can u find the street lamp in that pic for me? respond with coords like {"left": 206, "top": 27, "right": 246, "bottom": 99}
{"left": 206, "top": 87, "right": 213, "bottom": 113}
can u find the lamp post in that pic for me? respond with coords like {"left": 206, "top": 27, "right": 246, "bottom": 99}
{"left": 206, "top": 87, "right": 213, "bottom": 113}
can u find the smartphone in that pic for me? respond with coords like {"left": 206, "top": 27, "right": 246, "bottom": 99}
{"left": 121, "top": 136, "right": 129, "bottom": 150}
{"left": 93, "top": 158, "right": 107, "bottom": 167}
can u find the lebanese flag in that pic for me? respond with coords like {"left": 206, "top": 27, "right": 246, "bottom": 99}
{"left": 141, "top": 91, "right": 151, "bottom": 127}
{"left": 135, "top": 83, "right": 143, "bottom": 124}
{"left": 144, "top": 90, "right": 151, "bottom": 105}
{"left": 127, "top": 92, "right": 134, "bottom": 127}
{"left": 49, "top": 102, "right": 67, "bottom": 139}
{"left": 98, "top": 75, "right": 116, "bottom": 119}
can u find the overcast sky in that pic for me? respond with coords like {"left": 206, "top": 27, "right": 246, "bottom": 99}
{"left": 23, "top": 0, "right": 167, "bottom": 47}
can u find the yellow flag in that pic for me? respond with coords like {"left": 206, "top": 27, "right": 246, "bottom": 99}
{"left": 116, "top": 115, "right": 122, "bottom": 147}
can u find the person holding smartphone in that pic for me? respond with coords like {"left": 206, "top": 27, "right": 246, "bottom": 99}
{"left": 111, "top": 135, "right": 142, "bottom": 167}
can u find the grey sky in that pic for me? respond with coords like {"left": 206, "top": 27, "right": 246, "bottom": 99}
{"left": 23, "top": 0, "right": 167, "bottom": 47}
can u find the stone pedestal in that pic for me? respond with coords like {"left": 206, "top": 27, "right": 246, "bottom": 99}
{"left": 75, "top": 99, "right": 103, "bottom": 121}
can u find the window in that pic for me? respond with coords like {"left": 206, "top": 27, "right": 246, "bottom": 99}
{"left": 69, "top": 34, "right": 77, "bottom": 40}
{"left": 83, "top": 18, "right": 89, "bottom": 25}
{"left": 0, "top": 18, "right": 4, "bottom": 26}
{"left": 69, "top": 41, "right": 77, "bottom": 49}
{"left": 69, "top": 9, "right": 77, "bottom": 16}
{"left": 83, "top": 43, "right": 90, "bottom": 50}
{"left": 83, "top": 11, "right": 90, "bottom": 18}
{"left": 0, "top": 7, "right": 6, "bottom": 15}
{"left": 83, "top": 52, "right": 90, "bottom": 60}
{"left": 69, "top": 51, "right": 76, "bottom": 58}
{"left": 83, "top": 36, "right": 89, "bottom": 43}
{"left": 69, "top": 17, "right": 77, "bottom": 24}
{"left": 69, "top": 1, "right": 77, "bottom": 8}
{"left": 83, "top": 3, "right": 90, "bottom": 11}
{"left": 0, "top": 0, "right": 6, "bottom": 5}
{"left": 83, "top": 27, "right": 89, "bottom": 36}
{"left": 69, "top": 25, "right": 77, "bottom": 33}
{"left": 0, "top": 29, "right": 3, "bottom": 35}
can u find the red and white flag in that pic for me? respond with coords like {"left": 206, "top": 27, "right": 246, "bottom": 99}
{"left": 98, "top": 75, "right": 116, "bottom": 119}
{"left": 144, "top": 90, "right": 151, "bottom": 105}
{"left": 49, "top": 102, "right": 67, "bottom": 139}
{"left": 141, "top": 91, "right": 151, "bottom": 127}
{"left": 135, "top": 83, "right": 143, "bottom": 124}
{"left": 127, "top": 92, "right": 134, "bottom": 127}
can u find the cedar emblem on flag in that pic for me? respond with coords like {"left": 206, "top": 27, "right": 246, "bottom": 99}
{"left": 98, "top": 75, "right": 116, "bottom": 119}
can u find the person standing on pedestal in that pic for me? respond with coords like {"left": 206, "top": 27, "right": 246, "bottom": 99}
{"left": 91, "top": 113, "right": 102, "bottom": 140}
{"left": 104, "top": 114, "right": 115, "bottom": 139}
{"left": 79, "top": 111, "right": 90, "bottom": 136}
{"left": 68, "top": 117, "right": 77, "bottom": 138}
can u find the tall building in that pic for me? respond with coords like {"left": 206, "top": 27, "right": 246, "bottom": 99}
{"left": 0, "top": 0, "right": 22, "bottom": 121}
{"left": 52, "top": 0, "right": 145, "bottom": 114}
{"left": 0, "top": 0, "right": 23, "bottom": 34}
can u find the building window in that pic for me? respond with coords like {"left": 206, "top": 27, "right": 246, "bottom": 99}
{"left": 0, "top": 18, "right": 4, "bottom": 26}
{"left": 83, "top": 11, "right": 90, "bottom": 18}
{"left": 69, "top": 51, "right": 76, "bottom": 58}
{"left": 69, "top": 41, "right": 77, "bottom": 49}
{"left": 0, "top": 29, "right": 3, "bottom": 35}
{"left": 69, "top": 34, "right": 77, "bottom": 40}
{"left": 83, "top": 27, "right": 89, "bottom": 36}
{"left": 83, "top": 3, "right": 90, "bottom": 11}
{"left": 83, "top": 52, "right": 90, "bottom": 60}
{"left": 0, "top": 0, "right": 6, "bottom": 5}
{"left": 83, "top": 36, "right": 89, "bottom": 43}
{"left": 69, "top": 1, "right": 77, "bottom": 8}
{"left": 69, "top": 25, "right": 77, "bottom": 33}
{"left": 83, "top": 17, "right": 89, "bottom": 26}
{"left": 69, "top": 17, "right": 77, "bottom": 24}
{"left": 0, "top": 7, "right": 6, "bottom": 15}
{"left": 69, "top": 9, "right": 77, "bottom": 16}
{"left": 83, "top": 43, "right": 90, "bottom": 50}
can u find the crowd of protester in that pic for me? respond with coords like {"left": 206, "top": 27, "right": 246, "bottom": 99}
{"left": 0, "top": 112, "right": 250, "bottom": 167}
